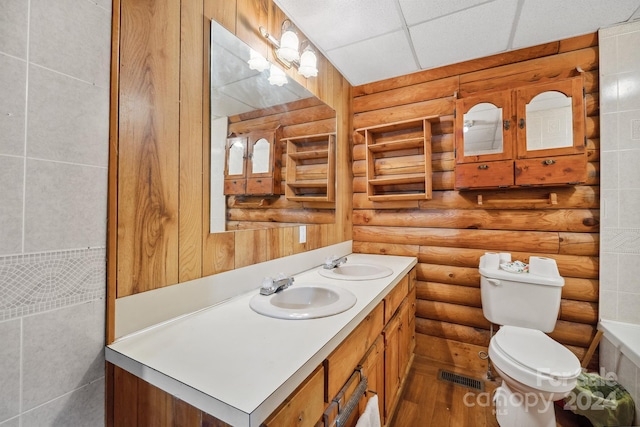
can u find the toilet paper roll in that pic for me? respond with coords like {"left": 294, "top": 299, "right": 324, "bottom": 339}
{"left": 529, "top": 256, "right": 560, "bottom": 277}
{"left": 481, "top": 252, "right": 500, "bottom": 269}
{"left": 499, "top": 252, "right": 511, "bottom": 263}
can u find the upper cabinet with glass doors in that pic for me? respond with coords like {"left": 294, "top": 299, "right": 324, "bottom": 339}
{"left": 224, "top": 128, "right": 282, "bottom": 196}
{"left": 455, "top": 77, "right": 586, "bottom": 190}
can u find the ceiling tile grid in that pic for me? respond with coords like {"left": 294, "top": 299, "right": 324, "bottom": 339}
{"left": 275, "top": 0, "right": 640, "bottom": 86}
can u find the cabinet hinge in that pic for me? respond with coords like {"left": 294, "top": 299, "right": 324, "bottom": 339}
{"left": 454, "top": 148, "right": 457, "bottom": 158}
{"left": 584, "top": 136, "right": 587, "bottom": 146}
{"left": 453, "top": 108, "right": 456, "bottom": 119}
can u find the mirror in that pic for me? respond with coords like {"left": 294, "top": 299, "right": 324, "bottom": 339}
{"left": 525, "top": 91, "right": 573, "bottom": 151}
{"left": 210, "top": 19, "right": 336, "bottom": 233}
{"left": 463, "top": 102, "right": 504, "bottom": 156}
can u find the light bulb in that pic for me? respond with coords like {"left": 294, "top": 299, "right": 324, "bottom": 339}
{"left": 247, "top": 48, "right": 270, "bottom": 72}
{"left": 298, "top": 49, "right": 318, "bottom": 78}
{"left": 277, "top": 29, "right": 299, "bottom": 63}
{"left": 268, "top": 65, "right": 287, "bottom": 86}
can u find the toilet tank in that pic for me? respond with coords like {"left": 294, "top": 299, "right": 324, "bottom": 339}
{"left": 479, "top": 254, "right": 564, "bottom": 333}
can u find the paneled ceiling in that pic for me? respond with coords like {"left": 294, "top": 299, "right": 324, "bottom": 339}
{"left": 274, "top": 0, "right": 640, "bottom": 86}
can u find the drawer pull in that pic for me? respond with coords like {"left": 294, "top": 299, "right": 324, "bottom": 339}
{"left": 542, "top": 159, "right": 556, "bottom": 165}
{"left": 477, "top": 164, "right": 489, "bottom": 170}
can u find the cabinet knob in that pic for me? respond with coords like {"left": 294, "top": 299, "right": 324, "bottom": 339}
{"left": 519, "top": 118, "right": 525, "bottom": 129}
{"left": 542, "top": 159, "right": 556, "bottom": 165}
{"left": 477, "top": 164, "right": 489, "bottom": 170}
{"left": 503, "top": 120, "right": 510, "bottom": 130}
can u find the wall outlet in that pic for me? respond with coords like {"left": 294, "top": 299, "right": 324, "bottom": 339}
{"left": 299, "top": 225, "right": 306, "bottom": 243}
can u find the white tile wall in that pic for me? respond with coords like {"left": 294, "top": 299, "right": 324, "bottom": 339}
{"left": 599, "top": 19, "right": 640, "bottom": 322}
{"left": 0, "top": 0, "right": 111, "bottom": 425}
{"left": 599, "top": 20, "right": 640, "bottom": 425}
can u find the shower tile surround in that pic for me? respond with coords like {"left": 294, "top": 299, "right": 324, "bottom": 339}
{"left": 599, "top": 19, "right": 640, "bottom": 424}
{"left": 0, "top": 0, "right": 111, "bottom": 425}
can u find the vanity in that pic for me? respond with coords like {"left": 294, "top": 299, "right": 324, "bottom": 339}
{"left": 106, "top": 248, "right": 417, "bottom": 426}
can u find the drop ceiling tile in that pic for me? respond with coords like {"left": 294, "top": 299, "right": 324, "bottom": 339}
{"left": 399, "top": 0, "right": 491, "bottom": 26}
{"left": 275, "top": 0, "right": 404, "bottom": 51}
{"left": 409, "top": 0, "right": 518, "bottom": 71}
{"left": 326, "top": 30, "right": 419, "bottom": 86}
{"left": 513, "top": 0, "right": 640, "bottom": 49}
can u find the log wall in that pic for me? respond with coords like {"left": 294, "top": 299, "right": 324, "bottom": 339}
{"left": 351, "top": 34, "right": 600, "bottom": 373}
{"left": 225, "top": 98, "right": 337, "bottom": 230}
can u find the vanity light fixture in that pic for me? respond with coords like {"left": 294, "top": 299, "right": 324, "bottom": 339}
{"left": 258, "top": 19, "right": 319, "bottom": 79}
{"left": 247, "top": 48, "right": 270, "bottom": 72}
{"left": 267, "top": 64, "right": 288, "bottom": 86}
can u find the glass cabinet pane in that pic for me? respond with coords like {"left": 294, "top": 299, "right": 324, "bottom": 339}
{"left": 227, "top": 140, "right": 245, "bottom": 176}
{"left": 463, "top": 102, "right": 504, "bottom": 156}
{"left": 251, "top": 137, "right": 271, "bottom": 174}
{"left": 525, "top": 91, "right": 573, "bottom": 151}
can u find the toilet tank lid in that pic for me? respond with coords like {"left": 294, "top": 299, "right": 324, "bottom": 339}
{"left": 480, "top": 266, "right": 564, "bottom": 287}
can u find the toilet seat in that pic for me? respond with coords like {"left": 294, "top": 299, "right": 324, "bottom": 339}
{"left": 489, "top": 326, "right": 581, "bottom": 392}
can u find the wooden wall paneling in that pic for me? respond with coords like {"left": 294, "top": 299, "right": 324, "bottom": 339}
{"left": 179, "top": 0, "right": 204, "bottom": 282}
{"left": 353, "top": 40, "right": 562, "bottom": 97}
{"left": 106, "top": 0, "right": 121, "bottom": 346}
{"left": 236, "top": 0, "right": 268, "bottom": 57}
{"left": 117, "top": 0, "right": 181, "bottom": 297}
{"left": 352, "top": 33, "right": 600, "bottom": 369}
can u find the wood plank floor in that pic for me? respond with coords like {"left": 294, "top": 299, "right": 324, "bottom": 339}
{"left": 389, "top": 355, "right": 592, "bottom": 427}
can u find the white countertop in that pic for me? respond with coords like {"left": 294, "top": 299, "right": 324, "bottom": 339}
{"left": 106, "top": 253, "right": 417, "bottom": 426}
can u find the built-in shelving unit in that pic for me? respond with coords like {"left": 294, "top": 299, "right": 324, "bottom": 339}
{"left": 358, "top": 117, "right": 435, "bottom": 201}
{"left": 284, "top": 133, "right": 335, "bottom": 202}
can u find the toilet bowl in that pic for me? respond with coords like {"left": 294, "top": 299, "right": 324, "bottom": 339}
{"left": 479, "top": 253, "right": 582, "bottom": 426}
{"left": 490, "top": 326, "right": 581, "bottom": 427}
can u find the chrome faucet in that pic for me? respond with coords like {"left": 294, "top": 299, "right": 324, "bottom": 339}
{"left": 323, "top": 255, "right": 347, "bottom": 270}
{"left": 260, "top": 274, "right": 294, "bottom": 295}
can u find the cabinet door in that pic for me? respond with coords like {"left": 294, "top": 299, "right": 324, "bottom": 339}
{"left": 246, "top": 129, "right": 281, "bottom": 195}
{"left": 383, "top": 311, "right": 402, "bottom": 423}
{"left": 455, "top": 90, "right": 514, "bottom": 164}
{"left": 516, "top": 77, "right": 585, "bottom": 159}
{"left": 261, "top": 365, "right": 325, "bottom": 427}
{"left": 224, "top": 136, "right": 247, "bottom": 195}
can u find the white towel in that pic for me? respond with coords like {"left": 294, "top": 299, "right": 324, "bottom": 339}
{"left": 355, "top": 395, "right": 381, "bottom": 427}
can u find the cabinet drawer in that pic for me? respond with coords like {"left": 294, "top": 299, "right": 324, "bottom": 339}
{"left": 515, "top": 154, "right": 586, "bottom": 186}
{"left": 246, "top": 177, "right": 275, "bottom": 195}
{"left": 384, "top": 275, "right": 409, "bottom": 323}
{"left": 262, "top": 365, "right": 325, "bottom": 427}
{"left": 455, "top": 160, "right": 514, "bottom": 189}
{"left": 324, "top": 302, "right": 384, "bottom": 401}
{"left": 223, "top": 178, "right": 245, "bottom": 195}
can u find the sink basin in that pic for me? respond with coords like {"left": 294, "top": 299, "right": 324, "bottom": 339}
{"left": 249, "top": 283, "right": 357, "bottom": 320}
{"left": 318, "top": 263, "right": 393, "bottom": 281}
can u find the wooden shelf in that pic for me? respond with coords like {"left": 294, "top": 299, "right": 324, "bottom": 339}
{"left": 283, "top": 133, "right": 335, "bottom": 202}
{"left": 358, "top": 117, "right": 435, "bottom": 201}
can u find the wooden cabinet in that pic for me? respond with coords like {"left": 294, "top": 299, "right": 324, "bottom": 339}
{"left": 455, "top": 77, "right": 586, "bottom": 190}
{"left": 224, "top": 128, "right": 282, "bottom": 196}
{"left": 283, "top": 133, "right": 335, "bottom": 202}
{"left": 381, "top": 274, "right": 414, "bottom": 424}
{"left": 261, "top": 366, "right": 325, "bottom": 427}
{"left": 357, "top": 117, "right": 435, "bottom": 201}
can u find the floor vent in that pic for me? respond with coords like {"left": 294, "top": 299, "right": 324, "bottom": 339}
{"left": 437, "top": 369, "right": 485, "bottom": 391}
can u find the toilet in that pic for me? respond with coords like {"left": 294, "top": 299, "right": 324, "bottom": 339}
{"left": 479, "top": 253, "right": 581, "bottom": 427}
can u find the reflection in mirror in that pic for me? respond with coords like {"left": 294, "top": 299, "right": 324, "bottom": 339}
{"left": 252, "top": 138, "right": 270, "bottom": 174}
{"left": 227, "top": 139, "right": 245, "bottom": 176}
{"left": 210, "top": 19, "right": 336, "bottom": 233}
{"left": 525, "top": 91, "right": 572, "bottom": 151}
{"left": 463, "top": 102, "right": 504, "bottom": 156}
